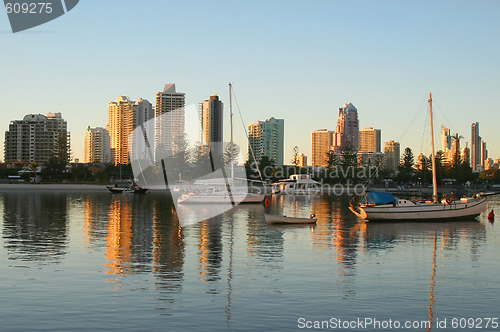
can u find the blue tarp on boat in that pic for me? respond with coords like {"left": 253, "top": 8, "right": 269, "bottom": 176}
{"left": 361, "top": 191, "right": 397, "bottom": 205}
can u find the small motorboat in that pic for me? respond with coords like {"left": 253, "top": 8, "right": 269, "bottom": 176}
{"left": 265, "top": 213, "right": 317, "bottom": 224}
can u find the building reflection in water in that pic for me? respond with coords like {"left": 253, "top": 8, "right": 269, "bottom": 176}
{"left": 309, "top": 194, "right": 359, "bottom": 298}
{"left": 82, "top": 192, "right": 185, "bottom": 311}
{"left": 2, "top": 192, "right": 68, "bottom": 263}
{"left": 246, "top": 200, "right": 285, "bottom": 268}
{"left": 151, "top": 196, "right": 184, "bottom": 313}
{"left": 105, "top": 195, "right": 134, "bottom": 278}
{"left": 198, "top": 214, "right": 223, "bottom": 293}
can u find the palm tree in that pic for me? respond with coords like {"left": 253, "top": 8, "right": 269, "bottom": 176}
{"left": 451, "top": 133, "right": 463, "bottom": 167}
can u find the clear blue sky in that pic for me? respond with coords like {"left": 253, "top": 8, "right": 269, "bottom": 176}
{"left": 1, "top": 0, "right": 499, "bottom": 163}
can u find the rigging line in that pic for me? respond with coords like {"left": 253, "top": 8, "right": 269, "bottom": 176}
{"left": 433, "top": 97, "right": 457, "bottom": 134}
{"left": 420, "top": 109, "right": 430, "bottom": 155}
{"left": 397, "top": 98, "right": 428, "bottom": 143}
{"left": 230, "top": 86, "right": 264, "bottom": 182}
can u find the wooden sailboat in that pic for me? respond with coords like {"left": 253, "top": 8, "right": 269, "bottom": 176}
{"left": 349, "top": 93, "right": 487, "bottom": 221}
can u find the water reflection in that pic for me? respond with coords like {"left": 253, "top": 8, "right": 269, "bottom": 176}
{"left": 2, "top": 192, "right": 68, "bottom": 263}
{"left": 151, "top": 196, "right": 184, "bottom": 312}
{"left": 360, "top": 220, "right": 486, "bottom": 253}
{"left": 1, "top": 191, "right": 495, "bottom": 326}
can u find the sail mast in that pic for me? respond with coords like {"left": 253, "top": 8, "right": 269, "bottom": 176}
{"left": 428, "top": 93, "right": 438, "bottom": 203}
{"left": 229, "top": 82, "right": 234, "bottom": 180}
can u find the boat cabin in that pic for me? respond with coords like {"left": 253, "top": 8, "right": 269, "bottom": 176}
{"left": 272, "top": 174, "right": 320, "bottom": 195}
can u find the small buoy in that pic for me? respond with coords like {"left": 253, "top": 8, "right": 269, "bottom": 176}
{"left": 488, "top": 210, "right": 494, "bottom": 220}
{"left": 264, "top": 198, "right": 269, "bottom": 208}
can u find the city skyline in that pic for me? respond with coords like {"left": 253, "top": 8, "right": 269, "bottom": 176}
{"left": 1, "top": 1, "right": 499, "bottom": 164}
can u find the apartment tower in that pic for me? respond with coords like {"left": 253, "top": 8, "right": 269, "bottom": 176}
{"left": 311, "top": 129, "right": 334, "bottom": 167}
{"left": 248, "top": 117, "right": 284, "bottom": 165}
{"left": 84, "top": 127, "right": 111, "bottom": 163}
{"left": 358, "top": 127, "right": 381, "bottom": 153}
{"left": 4, "top": 112, "right": 70, "bottom": 164}
{"left": 334, "top": 103, "right": 359, "bottom": 152}
{"left": 199, "top": 94, "right": 223, "bottom": 156}
{"left": 155, "top": 83, "right": 185, "bottom": 159}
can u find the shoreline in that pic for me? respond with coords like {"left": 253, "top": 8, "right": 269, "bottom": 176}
{"left": 0, "top": 183, "right": 108, "bottom": 192}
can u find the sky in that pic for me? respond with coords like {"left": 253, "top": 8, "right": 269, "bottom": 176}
{"left": 1, "top": 0, "right": 499, "bottom": 164}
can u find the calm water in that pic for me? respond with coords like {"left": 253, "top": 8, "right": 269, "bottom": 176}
{"left": 1, "top": 191, "right": 500, "bottom": 331}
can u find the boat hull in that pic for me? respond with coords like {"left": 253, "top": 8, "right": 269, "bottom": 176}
{"left": 178, "top": 192, "right": 265, "bottom": 204}
{"left": 352, "top": 198, "right": 487, "bottom": 221}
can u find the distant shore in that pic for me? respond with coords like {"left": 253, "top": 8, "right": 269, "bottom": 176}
{"left": 0, "top": 183, "right": 108, "bottom": 192}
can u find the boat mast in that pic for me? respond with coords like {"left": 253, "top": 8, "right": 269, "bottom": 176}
{"left": 229, "top": 83, "right": 234, "bottom": 180}
{"left": 428, "top": 93, "right": 438, "bottom": 203}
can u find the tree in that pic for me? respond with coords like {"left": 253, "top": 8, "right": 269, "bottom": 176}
{"left": 339, "top": 143, "right": 358, "bottom": 182}
{"left": 56, "top": 132, "right": 71, "bottom": 165}
{"left": 325, "top": 150, "right": 338, "bottom": 171}
{"left": 223, "top": 142, "right": 240, "bottom": 166}
{"left": 397, "top": 147, "right": 414, "bottom": 183}
{"left": 290, "top": 146, "right": 299, "bottom": 167}
{"left": 433, "top": 150, "right": 447, "bottom": 182}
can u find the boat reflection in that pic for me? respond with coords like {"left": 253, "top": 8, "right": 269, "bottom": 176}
{"left": 1, "top": 191, "right": 493, "bottom": 320}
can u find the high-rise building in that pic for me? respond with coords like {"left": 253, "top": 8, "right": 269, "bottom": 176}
{"left": 199, "top": 94, "right": 223, "bottom": 155}
{"left": 297, "top": 153, "right": 307, "bottom": 167}
{"left": 461, "top": 145, "right": 470, "bottom": 165}
{"left": 129, "top": 98, "right": 154, "bottom": 162}
{"left": 155, "top": 83, "right": 185, "bottom": 158}
{"left": 4, "top": 112, "right": 70, "bottom": 164}
{"left": 248, "top": 117, "right": 284, "bottom": 165}
{"left": 132, "top": 98, "right": 154, "bottom": 130}
{"left": 450, "top": 133, "right": 461, "bottom": 162}
{"left": 358, "top": 127, "right": 381, "bottom": 153}
{"left": 107, "top": 96, "right": 134, "bottom": 165}
{"left": 84, "top": 127, "right": 111, "bottom": 163}
{"left": 311, "top": 129, "right": 334, "bottom": 167}
{"left": 383, "top": 140, "right": 400, "bottom": 170}
{"left": 481, "top": 140, "right": 488, "bottom": 170}
{"left": 471, "top": 122, "right": 480, "bottom": 171}
{"left": 440, "top": 126, "right": 451, "bottom": 153}
{"left": 334, "top": 103, "right": 359, "bottom": 152}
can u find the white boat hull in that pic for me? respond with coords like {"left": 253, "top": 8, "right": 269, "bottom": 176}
{"left": 265, "top": 214, "right": 317, "bottom": 224}
{"left": 178, "top": 192, "right": 265, "bottom": 204}
{"left": 351, "top": 197, "right": 487, "bottom": 221}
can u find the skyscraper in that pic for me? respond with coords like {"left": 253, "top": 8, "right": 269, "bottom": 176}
{"left": 155, "top": 83, "right": 185, "bottom": 158}
{"left": 311, "top": 129, "right": 334, "bottom": 167}
{"left": 334, "top": 103, "right": 359, "bottom": 152}
{"left": 129, "top": 98, "right": 154, "bottom": 162}
{"left": 471, "top": 122, "right": 480, "bottom": 171}
{"left": 481, "top": 141, "right": 488, "bottom": 170}
{"left": 248, "top": 117, "right": 284, "bottom": 165}
{"left": 461, "top": 145, "right": 470, "bottom": 165}
{"left": 358, "top": 127, "right": 381, "bottom": 153}
{"left": 297, "top": 153, "right": 307, "bottom": 167}
{"left": 199, "top": 94, "right": 223, "bottom": 155}
{"left": 107, "top": 96, "right": 134, "bottom": 165}
{"left": 440, "top": 126, "right": 451, "bottom": 153}
{"left": 4, "top": 112, "right": 70, "bottom": 164}
{"left": 383, "top": 140, "right": 400, "bottom": 170}
{"left": 84, "top": 127, "right": 111, "bottom": 163}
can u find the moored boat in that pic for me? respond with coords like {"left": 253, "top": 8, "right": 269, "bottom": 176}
{"left": 349, "top": 93, "right": 487, "bottom": 221}
{"left": 349, "top": 191, "right": 487, "bottom": 221}
{"left": 107, "top": 183, "right": 129, "bottom": 193}
{"left": 272, "top": 174, "right": 320, "bottom": 195}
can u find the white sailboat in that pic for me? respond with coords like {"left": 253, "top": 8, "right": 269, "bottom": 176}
{"left": 349, "top": 93, "right": 487, "bottom": 221}
{"left": 178, "top": 83, "right": 265, "bottom": 205}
